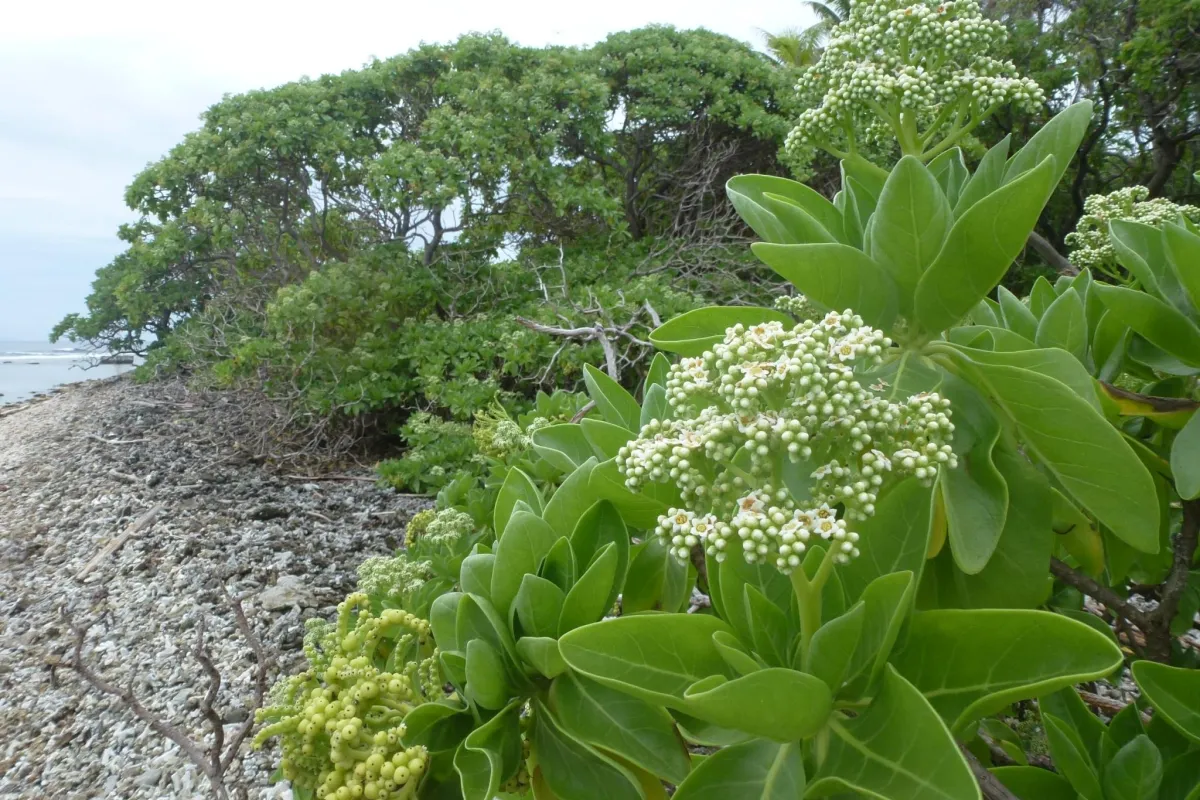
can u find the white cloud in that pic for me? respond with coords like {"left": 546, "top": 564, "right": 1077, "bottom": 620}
{"left": 0, "top": 0, "right": 812, "bottom": 339}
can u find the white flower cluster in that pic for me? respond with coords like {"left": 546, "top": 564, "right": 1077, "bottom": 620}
{"left": 617, "top": 312, "right": 957, "bottom": 573}
{"left": 1065, "top": 186, "right": 1200, "bottom": 274}
{"left": 774, "top": 293, "right": 819, "bottom": 321}
{"left": 785, "top": 0, "right": 1044, "bottom": 162}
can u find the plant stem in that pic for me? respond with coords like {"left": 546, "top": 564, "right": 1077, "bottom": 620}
{"left": 792, "top": 543, "right": 841, "bottom": 672}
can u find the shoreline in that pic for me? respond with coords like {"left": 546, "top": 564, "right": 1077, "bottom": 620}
{"left": 0, "top": 376, "right": 428, "bottom": 799}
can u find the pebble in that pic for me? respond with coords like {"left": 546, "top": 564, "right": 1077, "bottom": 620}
{"left": 0, "top": 376, "right": 427, "bottom": 799}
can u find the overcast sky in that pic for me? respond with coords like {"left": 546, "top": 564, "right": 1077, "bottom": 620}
{"left": 0, "top": 0, "right": 811, "bottom": 341}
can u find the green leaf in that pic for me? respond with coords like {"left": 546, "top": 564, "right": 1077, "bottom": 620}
{"left": 838, "top": 479, "right": 932, "bottom": 603}
{"left": 1004, "top": 100, "right": 1092, "bottom": 189}
{"left": 1036, "top": 288, "right": 1089, "bottom": 363}
{"left": 494, "top": 468, "right": 543, "bottom": 543}
{"left": 997, "top": 286, "right": 1039, "bottom": 341}
{"left": 914, "top": 155, "right": 1057, "bottom": 334}
{"left": 543, "top": 458, "right": 600, "bottom": 538}
{"left": 868, "top": 155, "right": 951, "bottom": 311}
{"left": 583, "top": 364, "right": 641, "bottom": 431}
{"left": 569, "top": 500, "right": 630, "bottom": 611}
{"left": 551, "top": 671, "right": 692, "bottom": 785}
{"left": 808, "top": 666, "right": 978, "bottom": 800}
{"left": 559, "top": 542, "right": 619, "bottom": 635}
{"left": 581, "top": 418, "right": 635, "bottom": 461}
{"left": 920, "top": 444, "right": 1054, "bottom": 609}
{"left": 430, "top": 592, "right": 463, "bottom": 653}
{"left": 402, "top": 701, "right": 474, "bottom": 752}
{"left": 957, "top": 344, "right": 1101, "bottom": 409}
{"left": 712, "top": 629, "right": 762, "bottom": 676}
{"left": 1160, "top": 752, "right": 1200, "bottom": 800}
{"left": 457, "top": 593, "right": 519, "bottom": 666}
{"left": 649, "top": 306, "right": 796, "bottom": 357}
{"left": 727, "top": 174, "right": 844, "bottom": 244}
{"left": 1044, "top": 712, "right": 1103, "bottom": 800}
{"left": 1111, "top": 220, "right": 1195, "bottom": 314}
{"left": 640, "top": 383, "right": 670, "bottom": 428}
{"left": 717, "top": 554, "right": 796, "bottom": 654}
{"left": 589, "top": 457, "right": 674, "bottom": 529}
{"left": 938, "top": 375, "right": 1008, "bottom": 574}
{"left": 751, "top": 242, "right": 899, "bottom": 331}
{"left": 465, "top": 639, "right": 515, "bottom": 709}
{"left": 644, "top": 352, "right": 672, "bottom": 392}
{"left": 744, "top": 586, "right": 793, "bottom": 669}
{"left": 539, "top": 536, "right": 577, "bottom": 592}
{"left": 761, "top": 192, "right": 838, "bottom": 243}
{"left": 1131, "top": 661, "right": 1200, "bottom": 744}
{"left": 681, "top": 669, "right": 832, "bottom": 741}
{"left": 989, "top": 766, "right": 1076, "bottom": 800}
{"left": 672, "top": 740, "right": 804, "bottom": 800}
{"left": 621, "top": 537, "right": 689, "bottom": 613}
{"left": 1042, "top": 686, "right": 1106, "bottom": 766}
{"left": 1029, "top": 276, "right": 1057, "bottom": 318}
{"left": 533, "top": 424, "right": 596, "bottom": 473}
{"left": 559, "top": 613, "right": 737, "bottom": 709}
{"left": 928, "top": 148, "right": 969, "bottom": 208}
{"left": 808, "top": 601, "right": 865, "bottom": 693}
{"left": 1093, "top": 309, "right": 1131, "bottom": 382}
{"left": 491, "top": 510, "right": 560, "bottom": 619}
{"left": 1094, "top": 284, "right": 1200, "bottom": 369}
{"left": 513, "top": 574, "right": 566, "bottom": 639}
{"left": 531, "top": 698, "right": 642, "bottom": 800}
{"left": 1171, "top": 408, "right": 1200, "bottom": 499}
{"left": 516, "top": 636, "right": 567, "bottom": 678}
{"left": 1165, "top": 221, "right": 1200, "bottom": 310}
{"left": 1105, "top": 704, "right": 1148, "bottom": 764}
{"left": 889, "top": 609, "right": 1123, "bottom": 734}
{"left": 955, "top": 134, "right": 1012, "bottom": 215}
{"left": 842, "top": 571, "right": 915, "bottom": 691}
{"left": 965, "top": 360, "right": 1159, "bottom": 553}
{"left": 460, "top": 553, "right": 495, "bottom": 599}
{"left": 455, "top": 701, "right": 522, "bottom": 800}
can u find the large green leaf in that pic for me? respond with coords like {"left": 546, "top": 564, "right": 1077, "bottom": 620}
{"left": 589, "top": 458, "right": 675, "bottom": 530}
{"left": 533, "top": 424, "right": 596, "bottom": 473}
{"left": 551, "top": 671, "right": 692, "bottom": 785}
{"left": 1003, "top": 100, "right": 1092, "bottom": 189}
{"left": 581, "top": 418, "right": 636, "bottom": 461}
{"left": 808, "top": 666, "right": 978, "bottom": 800}
{"left": 621, "top": 536, "right": 690, "bottom": 614}
{"left": 920, "top": 445, "right": 1054, "bottom": 609}
{"left": 681, "top": 669, "right": 832, "bottom": 741}
{"left": 868, "top": 155, "right": 951, "bottom": 311}
{"left": 1171, "top": 400, "right": 1200, "bottom": 499}
{"left": 542, "top": 458, "right": 602, "bottom": 539}
{"left": 454, "top": 701, "right": 523, "bottom": 800}
{"left": 513, "top": 574, "right": 566, "bottom": 640}
{"left": 1036, "top": 288, "right": 1089, "bottom": 363}
{"left": 966, "top": 360, "right": 1159, "bottom": 553}
{"left": 1110, "top": 220, "right": 1195, "bottom": 314}
{"left": 842, "top": 571, "right": 915, "bottom": 691}
{"left": 838, "top": 479, "right": 932, "bottom": 603}
{"left": 672, "top": 740, "right": 804, "bottom": 800}
{"left": 761, "top": 192, "right": 839, "bottom": 244}
{"left": 913, "top": 155, "right": 1056, "bottom": 335}
{"left": 494, "top": 467, "right": 543, "bottom": 538}
{"left": 1165, "top": 221, "right": 1200, "bottom": 310}
{"left": 1103, "top": 735, "right": 1163, "bottom": 800}
{"left": 750, "top": 242, "right": 900, "bottom": 331}
{"left": 516, "top": 636, "right": 567, "bottom": 678}
{"left": 956, "top": 344, "right": 1101, "bottom": 409}
{"left": 1131, "top": 661, "right": 1200, "bottom": 744}
{"left": 649, "top": 306, "right": 796, "bottom": 357}
{"left": 569, "top": 500, "right": 630, "bottom": 610}
{"left": 491, "top": 510, "right": 560, "bottom": 619}
{"left": 938, "top": 374, "right": 1008, "bottom": 574}
{"left": 997, "top": 285, "right": 1039, "bottom": 341}
{"left": 559, "top": 614, "right": 737, "bottom": 708}
{"left": 583, "top": 364, "right": 641, "bottom": 432}
{"left": 890, "top": 609, "right": 1122, "bottom": 734}
{"left": 559, "top": 542, "right": 619, "bottom": 634}
{"left": 928, "top": 148, "right": 969, "bottom": 208}
{"left": 465, "top": 639, "right": 515, "bottom": 709}
{"left": 955, "top": 135, "right": 1011, "bottom": 216}
{"left": 1160, "top": 752, "right": 1200, "bottom": 800}
{"left": 1093, "top": 284, "right": 1200, "bottom": 369}
{"left": 808, "top": 601, "right": 865, "bottom": 693}
{"left": 727, "top": 174, "right": 844, "bottom": 244}
{"left": 1044, "top": 713, "right": 1103, "bottom": 800}
{"left": 531, "top": 698, "right": 642, "bottom": 800}
{"left": 989, "top": 766, "right": 1077, "bottom": 800}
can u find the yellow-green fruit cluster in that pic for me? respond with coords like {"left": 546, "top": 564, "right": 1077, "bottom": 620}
{"left": 255, "top": 595, "right": 440, "bottom": 799}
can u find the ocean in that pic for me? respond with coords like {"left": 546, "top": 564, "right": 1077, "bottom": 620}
{"left": 0, "top": 341, "right": 136, "bottom": 406}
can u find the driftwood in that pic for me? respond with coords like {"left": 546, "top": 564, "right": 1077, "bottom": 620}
{"left": 75, "top": 504, "right": 165, "bottom": 580}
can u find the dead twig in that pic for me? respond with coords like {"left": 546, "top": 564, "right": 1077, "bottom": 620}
{"left": 86, "top": 434, "right": 150, "bottom": 445}
{"left": 76, "top": 504, "right": 165, "bottom": 580}
{"left": 283, "top": 474, "right": 376, "bottom": 483}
